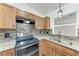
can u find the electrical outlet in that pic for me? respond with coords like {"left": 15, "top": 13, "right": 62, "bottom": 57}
{"left": 5, "top": 33, "right": 10, "bottom": 38}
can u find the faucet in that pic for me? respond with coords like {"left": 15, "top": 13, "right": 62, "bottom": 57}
{"left": 56, "top": 31, "right": 61, "bottom": 43}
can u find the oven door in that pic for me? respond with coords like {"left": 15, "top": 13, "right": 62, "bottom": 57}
{"left": 16, "top": 42, "right": 39, "bottom": 56}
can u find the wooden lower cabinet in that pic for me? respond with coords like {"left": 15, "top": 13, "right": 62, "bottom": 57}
{"left": 0, "top": 53, "right": 2, "bottom": 56}
{"left": 47, "top": 44, "right": 55, "bottom": 56}
{"left": 39, "top": 39, "right": 44, "bottom": 56}
{"left": 55, "top": 49, "right": 70, "bottom": 56}
{"left": 0, "top": 49, "right": 15, "bottom": 56}
{"left": 39, "top": 39, "right": 48, "bottom": 56}
{"left": 75, "top": 51, "right": 79, "bottom": 56}
{"left": 39, "top": 39, "right": 78, "bottom": 56}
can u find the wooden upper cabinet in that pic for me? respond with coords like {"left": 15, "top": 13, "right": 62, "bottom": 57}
{"left": 17, "top": 10, "right": 29, "bottom": 19}
{"left": 47, "top": 17, "right": 50, "bottom": 29}
{"left": 16, "top": 8, "right": 50, "bottom": 29}
{"left": 35, "top": 17, "right": 42, "bottom": 29}
{"left": 33, "top": 15, "right": 37, "bottom": 20}
{"left": 0, "top": 4, "right": 16, "bottom": 29}
{"left": 16, "top": 9, "right": 35, "bottom": 20}
{"left": 44, "top": 16, "right": 50, "bottom": 29}
{"left": 35, "top": 16, "right": 50, "bottom": 29}
{"left": 28, "top": 13, "right": 34, "bottom": 20}
{"left": 41, "top": 18, "right": 46, "bottom": 29}
{"left": 16, "top": 9, "right": 26, "bottom": 18}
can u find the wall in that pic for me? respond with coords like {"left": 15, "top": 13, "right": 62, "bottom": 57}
{"left": 47, "top": 3, "right": 79, "bottom": 37}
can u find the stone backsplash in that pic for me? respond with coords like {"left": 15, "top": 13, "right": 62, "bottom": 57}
{"left": 0, "top": 29, "right": 16, "bottom": 39}
{"left": 32, "top": 29, "right": 52, "bottom": 36}
{"left": 47, "top": 34, "right": 79, "bottom": 42}
{"left": 17, "top": 23, "right": 33, "bottom": 36}
{"left": 36, "top": 29, "right": 79, "bottom": 42}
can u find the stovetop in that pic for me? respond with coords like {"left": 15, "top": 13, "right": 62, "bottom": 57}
{"left": 16, "top": 37, "right": 39, "bottom": 48}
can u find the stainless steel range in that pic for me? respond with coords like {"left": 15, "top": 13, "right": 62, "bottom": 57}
{"left": 16, "top": 17, "right": 39, "bottom": 56}
{"left": 16, "top": 35, "right": 39, "bottom": 56}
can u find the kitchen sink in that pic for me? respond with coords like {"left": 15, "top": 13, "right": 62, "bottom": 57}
{"left": 53, "top": 39, "right": 73, "bottom": 46}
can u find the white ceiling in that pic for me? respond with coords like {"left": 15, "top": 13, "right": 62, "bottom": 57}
{"left": 26, "top": 3, "right": 66, "bottom": 15}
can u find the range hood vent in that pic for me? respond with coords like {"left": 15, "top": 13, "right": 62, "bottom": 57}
{"left": 16, "top": 17, "right": 35, "bottom": 24}
{"left": 16, "top": 19, "right": 24, "bottom": 23}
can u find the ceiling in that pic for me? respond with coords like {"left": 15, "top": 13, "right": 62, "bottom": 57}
{"left": 26, "top": 3, "right": 66, "bottom": 15}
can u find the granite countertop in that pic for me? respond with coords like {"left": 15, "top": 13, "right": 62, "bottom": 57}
{"left": 0, "top": 34, "right": 79, "bottom": 52}
{"left": 0, "top": 39, "right": 16, "bottom": 52}
{"left": 42, "top": 36, "right": 79, "bottom": 51}
{"left": 34, "top": 34, "right": 79, "bottom": 51}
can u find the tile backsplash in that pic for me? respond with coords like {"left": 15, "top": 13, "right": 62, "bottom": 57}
{"left": 0, "top": 30, "right": 16, "bottom": 39}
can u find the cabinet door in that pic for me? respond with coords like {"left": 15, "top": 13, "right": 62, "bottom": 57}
{"left": 0, "top": 4, "right": 16, "bottom": 29}
{"left": 16, "top": 9, "right": 26, "bottom": 18}
{"left": 55, "top": 49, "right": 70, "bottom": 56}
{"left": 75, "top": 51, "right": 79, "bottom": 56}
{"left": 39, "top": 40, "right": 45, "bottom": 56}
{"left": 39, "top": 39, "right": 55, "bottom": 56}
{"left": 35, "top": 18, "right": 47, "bottom": 29}
{"left": 1, "top": 49, "right": 15, "bottom": 56}
{"left": 39, "top": 39, "right": 48, "bottom": 56}
{"left": 28, "top": 13, "right": 34, "bottom": 20}
{"left": 44, "top": 16, "right": 50, "bottom": 29}
{"left": 35, "top": 18, "right": 42, "bottom": 29}
{"left": 0, "top": 52, "right": 2, "bottom": 56}
{"left": 47, "top": 19, "right": 50, "bottom": 29}
{"left": 47, "top": 44, "right": 55, "bottom": 56}
{"left": 41, "top": 18, "right": 46, "bottom": 29}
{"left": 33, "top": 15, "right": 37, "bottom": 21}
{"left": 35, "top": 19, "right": 40, "bottom": 29}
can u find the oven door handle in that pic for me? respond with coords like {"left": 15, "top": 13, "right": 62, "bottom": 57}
{"left": 16, "top": 42, "right": 38, "bottom": 50}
